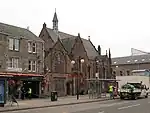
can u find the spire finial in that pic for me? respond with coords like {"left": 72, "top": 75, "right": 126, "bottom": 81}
{"left": 55, "top": 8, "right": 56, "bottom": 13}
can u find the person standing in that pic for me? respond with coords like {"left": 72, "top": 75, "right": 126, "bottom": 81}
{"left": 109, "top": 84, "right": 114, "bottom": 99}
{"left": 21, "top": 87, "right": 25, "bottom": 100}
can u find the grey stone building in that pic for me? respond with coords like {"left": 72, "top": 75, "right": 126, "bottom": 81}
{"left": 39, "top": 11, "right": 112, "bottom": 96}
{"left": 0, "top": 22, "right": 44, "bottom": 97}
{"left": 112, "top": 49, "right": 150, "bottom": 77}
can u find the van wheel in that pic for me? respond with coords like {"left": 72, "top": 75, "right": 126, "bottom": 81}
{"left": 120, "top": 96, "right": 124, "bottom": 100}
{"left": 132, "top": 94, "right": 137, "bottom": 100}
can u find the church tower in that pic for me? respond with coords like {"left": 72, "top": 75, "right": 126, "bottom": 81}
{"left": 52, "top": 9, "right": 58, "bottom": 32}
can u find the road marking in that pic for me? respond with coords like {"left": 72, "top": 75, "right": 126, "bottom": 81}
{"left": 98, "top": 111, "right": 104, "bottom": 113}
{"left": 118, "top": 104, "right": 140, "bottom": 110}
{"left": 12, "top": 110, "right": 29, "bottom": 112}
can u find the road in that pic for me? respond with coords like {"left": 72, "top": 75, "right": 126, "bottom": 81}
{"left": 2, "top": 97, "right": 150, "bottom": 113}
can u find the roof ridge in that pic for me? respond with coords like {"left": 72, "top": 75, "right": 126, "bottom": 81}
{"left": 0, "top": 22, "right": 29, "bottom": 31}
{"left": 88, "top": 39, "right": 98, "bottom": 54}
{"left": 112, "top": 54, "right": 150, "bottom": 59}
{"left": 46, "top": 27, "right": 90, "bottom": 41}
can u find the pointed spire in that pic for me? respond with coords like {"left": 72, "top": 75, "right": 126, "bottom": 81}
{"left": 52, "top": 8, "right": 58, "bottom": 22}
{"left": 106, "top": 50, "right": 107, "bottom": 56}
{"left": 52, "top": 8, "right": 58, "bottom": 32}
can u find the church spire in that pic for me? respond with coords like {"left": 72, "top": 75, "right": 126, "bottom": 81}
{"left": 52, "top": 8, "right": 58, "bottom": 32}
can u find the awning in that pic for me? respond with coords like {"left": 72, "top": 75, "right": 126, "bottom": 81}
{"left": 0, "top": 72, "right": 43, "bottom": 77}
{"left": 86, "top": 78, "right": 120, "bottom": 81}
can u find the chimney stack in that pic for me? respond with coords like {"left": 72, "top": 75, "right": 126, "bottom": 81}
{"left": 43, "top": 22, "right": 46, "bottom": 28}
{"left": 27, "top": 26, "right": 29, "bottom": 30}
{"left": 98, "top": 45, "right": 101, "bottom": 55}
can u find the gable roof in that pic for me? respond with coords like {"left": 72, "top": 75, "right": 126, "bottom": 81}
{"left": 0, "top": 22, "right": 43, "bottom": 42}
{"left": 131, "top": 48, "right": 150, "bottom": 56}
{"left": 46, "top": 27, "right": 99, "bottom": 59}
{"left": 112, "top": 54, "right": 150, "bottom": 65}
{"left": 81, "top": 38, "right": 99, "bottom": 59}
{"left": 61, "top": 37, "right": 76, "bottom": 53}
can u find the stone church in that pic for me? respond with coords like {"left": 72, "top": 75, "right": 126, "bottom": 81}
{"left": 39, "top": 11, "right": 112, "bottom": 96}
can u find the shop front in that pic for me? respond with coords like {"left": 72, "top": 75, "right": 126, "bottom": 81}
{"left": 0, "top": 73, "right": 43, "bottom": 100}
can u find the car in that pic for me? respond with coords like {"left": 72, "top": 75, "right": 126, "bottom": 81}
{"left": 118, "top": 82, "right": 149, "bottom": 100}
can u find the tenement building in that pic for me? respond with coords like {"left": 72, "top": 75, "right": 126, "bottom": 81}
{"left": 0, "top": 22, "right": 44, "bottom": 98}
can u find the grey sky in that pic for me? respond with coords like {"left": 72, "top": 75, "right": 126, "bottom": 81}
{"left": 1, "top": 0, "right": 150, "bottom": 57}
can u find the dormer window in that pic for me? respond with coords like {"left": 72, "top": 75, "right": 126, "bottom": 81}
{"left": 114, "top": 62, "right": 117, "bottom": 64}
{"left": 142, "top": 59, "right": 145, "bottom": 61}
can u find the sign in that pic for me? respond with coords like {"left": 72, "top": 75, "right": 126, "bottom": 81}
{"left": 6, "top": 67, "right": 22, "bottom": 72}
{"left": 0, "top": 80, "right": 4, "bottom": 104}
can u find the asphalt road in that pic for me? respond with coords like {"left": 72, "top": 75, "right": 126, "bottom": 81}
{"left": 2, "top": 97, "right": 150, "bottom": 113}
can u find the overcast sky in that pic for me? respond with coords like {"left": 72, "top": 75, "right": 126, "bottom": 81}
{"left": 1, "top": 0, "right": 150, "bottom": 57}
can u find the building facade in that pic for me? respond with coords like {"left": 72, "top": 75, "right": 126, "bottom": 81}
{"left": 39, "top": 11, "right": 112, "bottom": 96}
{"left": 0, "top": 22, "right": 44, "bottom": 97}
{"left": 112, "top": 51, "right": 150, "bottom": 77}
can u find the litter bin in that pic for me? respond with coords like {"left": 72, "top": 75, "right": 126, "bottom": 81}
{"left": 51, "top": 91, "right": 58, "bottom": 101}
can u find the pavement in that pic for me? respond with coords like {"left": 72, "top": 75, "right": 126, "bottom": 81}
{"left": 0, "top": 94, "right": 116, "bottom": 112}
{"left": 2, "top": 97, "right": 150, "bottom": 113}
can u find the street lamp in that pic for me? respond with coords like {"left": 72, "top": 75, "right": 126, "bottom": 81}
{"left": 71, "top": 57, "right": 84, "bottom": 100}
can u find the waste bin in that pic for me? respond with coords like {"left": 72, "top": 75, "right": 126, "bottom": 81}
{"left": 51, "top": 91, "right": 58, "bottom": 101}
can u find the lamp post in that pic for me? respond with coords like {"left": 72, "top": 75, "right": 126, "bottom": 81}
{"left": 71, "top": 57, "right": 84, "bottom": 100}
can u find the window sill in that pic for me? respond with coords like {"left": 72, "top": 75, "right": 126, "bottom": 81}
{"left": 28, "top": 52, "right": 37, "bottom": 54}
{"left": 9, "top": 49, "right": 19, "bottom": 52}
{"left": 28, "top": 70, "right": 36, "bottom": 72}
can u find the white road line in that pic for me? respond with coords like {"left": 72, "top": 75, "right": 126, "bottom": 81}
{"left": 118, "top": 104, "right": 140, "bottom": 110}
{"left": 98, "top": 111, "right": 104, "bottom": 113}
{"left": 12, "top": 110, "right": 29, "bottom": 112}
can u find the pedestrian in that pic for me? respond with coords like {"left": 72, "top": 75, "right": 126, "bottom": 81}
{"left": 109, "top": 84, "right": 114, "bottom": 99}
{"left": 21, "top": 87, "right": 25, "bottom": 100}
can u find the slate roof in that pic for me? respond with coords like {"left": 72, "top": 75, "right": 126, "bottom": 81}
{"left": 0, "top": 22, "right": 43, "bottom": 42}
{"left": 82, "top": 38, "right": 99, "bottom": 59}
{"left": 46, "top": 27, "right": 99, "bottom": 59}
{"left": 112, "top": 54, "right": 150, "bottom": 65}
{"left": 61, "top": 37, "right": 76, "bottom": 53}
